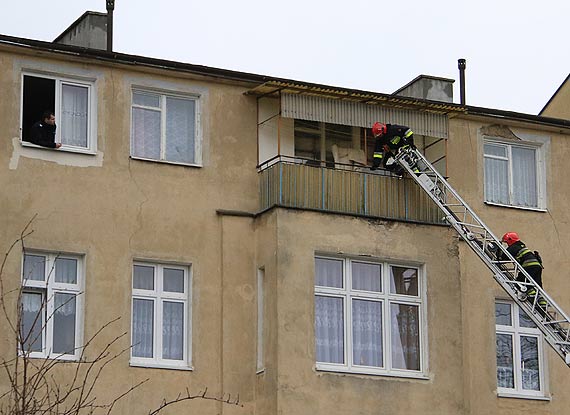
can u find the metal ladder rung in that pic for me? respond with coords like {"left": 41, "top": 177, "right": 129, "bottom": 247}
{"left": 546, "top": 320, "right": 569, "bottom": 325}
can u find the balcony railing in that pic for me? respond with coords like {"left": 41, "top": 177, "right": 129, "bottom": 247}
{"left": 258, "top": 156, "right": 445, "bottom": 225}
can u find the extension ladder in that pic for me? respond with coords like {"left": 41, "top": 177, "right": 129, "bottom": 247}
{"left": 395, "top": 147, "right": 570, "bottom": 367}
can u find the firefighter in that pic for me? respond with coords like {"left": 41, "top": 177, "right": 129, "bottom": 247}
{"left": 501, "top": 232, "right": 546, "bottom": 307}
{"left": 370, "top": 122, "right": 419, "bottom": 175}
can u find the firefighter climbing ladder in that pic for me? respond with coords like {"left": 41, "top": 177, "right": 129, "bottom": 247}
{"left": 395, "top": 147, "right": 570, "bottom": 367}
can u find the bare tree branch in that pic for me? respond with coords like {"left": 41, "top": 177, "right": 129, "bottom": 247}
{"left": 0, "top": 217, "right": 243, "bottom": 414}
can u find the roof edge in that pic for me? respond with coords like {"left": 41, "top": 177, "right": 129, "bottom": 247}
{"left": 1, "top": 32, "right": 570, "bottom": 130}
{"left": 539, "top": 73, "right": 570, "bottom": 116}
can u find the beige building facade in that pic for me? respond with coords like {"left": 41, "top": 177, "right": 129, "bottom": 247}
{"left": 1, "top": 20, "right": 570, "bottom": 415}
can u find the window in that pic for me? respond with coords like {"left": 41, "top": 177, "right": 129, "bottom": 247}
{"left": 131, "top": 262, "right": 191, "bottom": 368}
{"left": 496, "top": 301, "right": 546, "bottom": 398}
{"left": 21, "top": 252, "right": 83, "bottom": 360}
{"left": 257, "top": 267, "right": 265, "bottom": 372}
{"left": 131, "top": 90, "right": 201, "bottom": 165}
{"left": 294, "top": 120, "right": 354, "bottom": 164}
{"left": 314, "top": 256, "right": 425, "bottom": 377}
{"left": 21, "top": 73, "right": 95, "bottom": 151}
{"left": 484, "top": 140, "right": 543, "bottom": 209}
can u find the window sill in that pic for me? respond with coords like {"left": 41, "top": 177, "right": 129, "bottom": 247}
{"left": 130, "top": 156, "right": 202, "bottom": 168}
{"left": 484, "top": 201, "right": 547, "bottom": 213}
{"left": 21, "top": 352, "right": 79, "bottom": 361}
{"left": 315, "top": 365, "right": 429, "bottom": 380}
{"left": 20, "top": 141, "right": 97, "bottom": 156}
{"left": 129, "top": 360, "right": 194, "bottom": 371}
{"left": 497, "top": 391, "right": 551, "bottom": 401}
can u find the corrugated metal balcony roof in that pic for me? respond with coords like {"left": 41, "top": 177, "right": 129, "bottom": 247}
{"left": 246, "top": 80, "right": 467, "bottom": 115}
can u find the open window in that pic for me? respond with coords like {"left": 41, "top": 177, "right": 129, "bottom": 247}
{"left": 21, "top": 73, "right": 96, "bottom": 152}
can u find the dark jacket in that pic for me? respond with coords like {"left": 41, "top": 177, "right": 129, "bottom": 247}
{"left": 374, "top": 124, "right": 415, "bottom": 153}
{"left": 28, "top": 121, "right": 57, "bottom": 148}
{"left": 506, "top": 240, "right": 541, "bottom": 269}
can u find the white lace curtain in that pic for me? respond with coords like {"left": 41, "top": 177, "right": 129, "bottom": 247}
{"left": 132, "top": 299, "right": 184, "bottom": 360}
{"left": 484, "top": 144, "right": 537, "bottom": 207}
{"left": 61, "top": 84, "right": 88, "bottom": 148}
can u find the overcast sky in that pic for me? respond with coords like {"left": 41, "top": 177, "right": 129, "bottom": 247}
{"left": 2, "top": 0, "right": 569, "bottom": 115}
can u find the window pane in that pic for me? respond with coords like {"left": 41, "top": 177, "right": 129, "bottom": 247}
{"left": 390, "top": 266, "right": 418, "bottom": 296}
{"left": 61, "top": 84, "right": 88, "bottom": 148}
{"left": 496, "top": 333, "right": 514, "bottom": 388}
{"left": 352, "top": 299, "right": 382, "bottom": 367}
{"left": 352, "top": 262, "right": 381, "bottom": 292}
{"left": 484, "top": 143, "right": 506, "bottom": 158}
{"left": 512, "top": 147, "right": 537, "bottom": 208}
{"left": 165, "top": 97, "right": 195, "bottom": 164}
{"left": 163, "top": 268, "right": 184, "bottom": 293}
{"left": 484, "top": 157, "right": 509, "bottom": 204}
{"left": 519, "top": 308, "right": 536, "bottom": 328}
{"left": 133, "top": 92, "right": 160, "bottom": 108}
{"left": 495, "top": 303, "right": 512, "bottom": 326}
{"left": 133, "top": 265, "right": 154, "bottom": 290}
{"left": 315, "top": 258, "right": 343, "bottom": 288}
{"left": 23, "top": 254, "right": 45, "bottom": 281}
{"left": 315, "top": 296, "right": 344, "bottom": 364}
{"left": 21, "top": 292, "right": 43, "bottom": 352}
{"left": 22, "top": 75, "right": 56, "bottom": 143}
{"left": 55, "top": 258, "right": 77, "bottom": 284}
{"left": 132, "top": 107, "right": 161, "bottom": 160}
{"left": 163, "top": 301, "right": 184, "bottom": 360}
{"left": 390, "top": 303, "right": 420, "bottom": 370}
{"left": 521, "top": 336, "right": 540, "bottom": 391}
{"left": 132, "top": 299, "right": 154, "bottom": 358}
{"left": 53, "top": 293, "right": 76, "bottom": 354}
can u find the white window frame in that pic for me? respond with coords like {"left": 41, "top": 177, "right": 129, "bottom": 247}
{"left": 314, "top": 255, "right": 427, "bottom": 379}
{"left": 130, "top": 261, "right": 192, "bottom": 370}
{"left": 130, "top": 89, "right": 202, "bottom": 167}
{"left": 20, "top": 251, "right": 84, "bottom": 361}
{"left": 495, "top": 300, "right": 548, "bottom": 399}
{"left": 483, "top": 138, "right": 545, "bottom": 210}
{"left": 20, "top": 72, "right": 97, "bottom": 154}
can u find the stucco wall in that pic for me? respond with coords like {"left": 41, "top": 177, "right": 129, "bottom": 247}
{"left": 447, "top": 116, "right": 570, "bottom": 415}
{"left": 0, "top": 47, "right": 260, "bottom": 414}
{"left": 2, "top": 42, "right": 570, "bottom": 415}
{"left": 272, "top": 209, "right": 464, "bottom": 414}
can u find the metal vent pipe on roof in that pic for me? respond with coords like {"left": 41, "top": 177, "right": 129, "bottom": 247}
{"left": 106, "top": 0, "right": 115, "bottom": 52}
{"left": 458, "top": 58, "right": 466, "bottom": 105}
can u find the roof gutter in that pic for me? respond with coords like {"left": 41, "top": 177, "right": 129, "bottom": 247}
{"left": 465, "top": 104, "right": 570, "bottom": 130}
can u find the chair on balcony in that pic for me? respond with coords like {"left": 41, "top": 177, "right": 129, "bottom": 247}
{"left": 331, "top": 144, "right": 368, "bottom": 170}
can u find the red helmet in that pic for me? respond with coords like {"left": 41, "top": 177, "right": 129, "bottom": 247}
{"left": 372, "top": 122, "right": 387, "bottom": 137}
{"left": 501, "top": 232, "right": 520, "bottom": 246}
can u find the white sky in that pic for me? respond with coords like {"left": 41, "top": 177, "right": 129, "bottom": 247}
{"left": 2, "top": 0, "right": 569, "bottom": 115}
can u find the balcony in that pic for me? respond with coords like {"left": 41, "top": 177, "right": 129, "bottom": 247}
{"left": 258, "top": 156, "right": 445, "bottom": 225}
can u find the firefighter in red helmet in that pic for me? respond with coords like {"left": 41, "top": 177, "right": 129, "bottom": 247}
{"left": 370, "top": 122, "right": 418, "bottom": 175}
{"left": 501, "top": 232, "right": 546, "bottom": 307}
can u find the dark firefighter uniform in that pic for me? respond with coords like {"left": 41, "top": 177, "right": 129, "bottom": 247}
{"left": 372, "top": 124, "right": 415, "bottom": 171}
{"left": 504, "top": 240, "right": 545, "bottom": 305}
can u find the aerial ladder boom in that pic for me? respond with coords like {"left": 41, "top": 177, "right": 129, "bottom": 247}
{"left": 395, "top": 147, "right": 570, "bottom": 367}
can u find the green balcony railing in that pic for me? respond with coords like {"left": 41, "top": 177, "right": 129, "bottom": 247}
{"left": 259, "top": 156, "right": 445, "bottom": 225}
